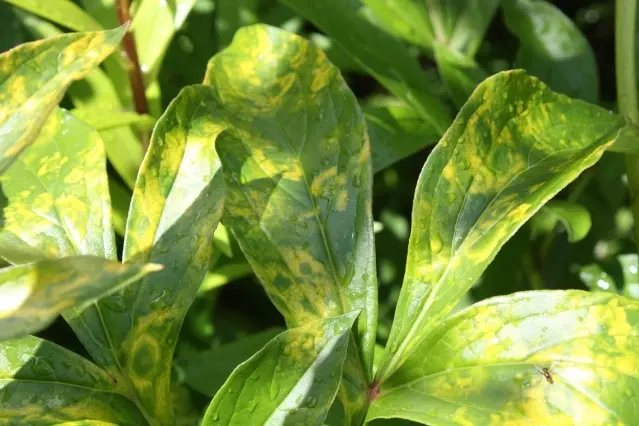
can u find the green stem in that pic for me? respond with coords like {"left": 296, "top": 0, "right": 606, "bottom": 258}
{"left": 616, "top": 0, "right": 639, "bottom": 252}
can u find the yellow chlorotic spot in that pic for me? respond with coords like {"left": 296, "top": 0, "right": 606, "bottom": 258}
{"left": 311, "top": 167, "right": 337, "bottom": 197}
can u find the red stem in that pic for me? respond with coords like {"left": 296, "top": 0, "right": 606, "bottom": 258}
{"left": 115, "top": 0, "right": 148, "bottom": 116}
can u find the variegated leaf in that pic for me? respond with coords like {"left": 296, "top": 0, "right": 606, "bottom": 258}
{"left": 369, "top": 291, "right": 639, "bottom": 425}
{"left": 376, "top": 71, "right": 626, "bottom": 382}
{"left": 0, "top": 24, "right": 125, "bottom": 174}
{"left": 204, "top": 25, "right": 377, "bottom": 424}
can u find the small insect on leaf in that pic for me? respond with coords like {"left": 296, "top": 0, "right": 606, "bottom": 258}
{"left": 537, "top": 366, "right": 554, "bottom": 384}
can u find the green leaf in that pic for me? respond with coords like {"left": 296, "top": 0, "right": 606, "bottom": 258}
{"left": 177, "top": 328, "right": 284, "bottom": 397}
{"left": 71, "top": 108, "right": 155, "bottom": 132}
{"left": 0, "top": 24, "right": 126, "bottom": 175}
{"left": 619, "top": 254, "right": 639, "bottom": 300}
{"left": 376, "top": 70, "right": 626, "bottom": 383}
{"left": 282, "top": 0, "right": 452, "bottom": 134}
{"left": 360, "top": 0, "right": 434, "bottom": 50}
{"left": 132, "top": 0, "right": 197, "bottom": 82}
{"left": 0, "top": 335, "right": 146, "bottom": 425}
{"left": 3, "top": 0, "right": 102, "bottom": 32}
{"left": 503, "top": 0, "right": 599, "bottom": 103}
{"left": 433, "top": 43, "right": 487, "bottom": 108}
{"left": 532, "top": 200, "right": 592, "bottom": 242}
{"left": 0, "top": 256, "right": 160, "bottom": 340}
{"left": 0, "top": 108, "right": 117, "bottom": 264}
{"left": 205, "top": 24, "right": 378, "bottom": 424}
{"left": 199, "top": 261, "right": 253, "bottom": 294}
{"left": 364, "top": 99, "right": 439, "bottom": 173}
{"left": 202, "top": 313, "right": 358, "bottom": 426}
{"left": 368, "top": 291, "right": 639, "bottom": 425}
{"left": 574, "top": 263, "right": 618, "bottom": 293}
{"left": 99, "top": 85, "right": 225, "bottom": 422}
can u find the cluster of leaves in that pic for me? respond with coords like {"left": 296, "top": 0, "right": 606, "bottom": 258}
{"left": 1, "top": 0, "right": 639, "bottom": 425}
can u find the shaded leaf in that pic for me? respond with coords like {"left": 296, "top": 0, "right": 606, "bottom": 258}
{"left": 376, "top": 70, "right": 626, "bottom": 382}
{"left": 360, "top": 0, "right": 433, "bottom": 50}
{"left": 101, "top": 85, "right": 225, "bottom": 422}
{"left": 177, "top": 328, "right": 284, "bottom": 397}
{"left": 368, "top": 291, "right": 639, "bottom": 425}
{"left": 0, "top": 256, "right": 160, "bottom": 340}
{"left": 532, "top": 200, "right": 592, "bottom": 242}
{"left": 108, "top": 177, "right": 131, "bottom": 237}
{"left": 205, "top": 24, "right": 377, "bottom": 424}
{"left": 433, "top": 43, "right": 487, "bottom": 108}
{"left": 199, "top": 261, "right": 253, "bottom": 294}
{"left": 3, "top": 0, "right": 102, "bottom": 32}
{"left": 363, "top": 0, "right": 499, "bottom": 57}
{"left": 0, "top": 335, "right": 146, "bottom": 425}
{"left": 0, "top": 24, "right": 126, "bottom": 174}
{"left": 503, "top": 0, "right": 599, "bottom": 103}
{"left": 282, "top": 0, "right": 452, "bottom": 134}
{"left": 202, "top": 313, "right": 358, "bottom": 426}
{"left": 215, "top": 0, "right": 259, "bottom": 49}
{"left": 364, "top": 99, "right": 439, "bottom": 173}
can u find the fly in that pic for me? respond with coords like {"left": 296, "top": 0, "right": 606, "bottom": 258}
{"left": 536, "top": 366, "right": 554, "bottom": 384}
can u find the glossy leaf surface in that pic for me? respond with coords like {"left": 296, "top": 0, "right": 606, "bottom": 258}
{"left": 368, "top": 291, "right": 639, "bottom": 425}
{"left": 133, "top": 0, "right": 197, "bottom": 81}
{"left": 503, "top": 0, "right": 599, "bottom": 103}
{"left": 575, "top": 264, "right": 618, "bottom": 293}
{"left": 0, "top": 335, "right": 146, "bottom": 425}
{"left": 282, "top": 0, "right": 452, "bottom": 134}
{"left": 361, "top": 0, "right": 433, "bottom": 50}
{"left": 620, "top": 254, "right": 639, "bottom": 300}
{"left": 364, "top": 100, "right": 438, "bottom": 173}
{"left": 105, "top": 85, "right": 225, "bottom": 422}
{"left": 178, "top": 328, "right": 284, "bottom": 397}
{"left": 376, "top": 70, "right": 626, "bottom": 382}
{"left": 0, "top": 256, "right": 160, "bottom": 340}
{"left": 4, "top": 0, "right": 101, "bottom": 32}
{"left": 203, "top": 313, "right": 357, "bottom": 426}
{"left": 0, "top": 24, "right": 125, "bottom": 174}
{"left": 205, "top": 24, "right": 377, "bottom": 423}
{"left": 532, "top": 200, "right": 592, "bottom": 242}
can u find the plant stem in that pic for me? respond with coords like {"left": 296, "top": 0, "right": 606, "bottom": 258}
{"left": 116, "top": 0, "right": 150, "bottom": 147}
{"left": 616, "top": 0, "right": 639, "bottom": 251}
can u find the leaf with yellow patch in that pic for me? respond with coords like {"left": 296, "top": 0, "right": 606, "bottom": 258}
{"left": 0, "top": 256, "right": 160, "bottom": 340}
{"left": 368, "top": 291, "right": 639, "bottom": 425}
{"left": 376, "top": 70, "right": 627, "bottom": 382}
{"left": 0, "top": 24, "right": 125, "bottom": 174}
{"left": 97, "top": 85, "right": 225, "bottom": 422}
{"left": 282, "top": 0, "right": 452, "bottom": 135}
{"left": 202, "top": 312, "right": 358, "bottom": 426}
{"left": 204, "top": 25, "right": 378, "bottom": 424}
{"left": 0, "top": 335, "right": 146, "bottom": 425}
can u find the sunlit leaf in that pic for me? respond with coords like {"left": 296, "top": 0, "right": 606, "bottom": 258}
{"left": 133, "top": 0, "right": 197, "bottom": 81}
{"left": 0, "top": 24, "right": 126, "bottom": 174}
{"left": 203, "top": 313, "right": 358, "bottom": 426}
{"left": 376, "top": 70, "right": 626, "bottom": 382}
{"left": 282, "top": 0, "right": 452, "bottom": 135}
{"left": 619, "top": 254, "right": 639, "bottom": 300}
{"left": 0, "top": 335, "right": 146, "bottom": 425}
{"left": 574, "top": 263, "right": 618, "bottom": 293}
{"left": 503, "top": 0, "right": 599, "bottom": 103}
{"left": 71, "top": 108, "right": 155, "bottom": 132}
{"left": 204, "top": 24, "right": 378, "bottom": 424}
{"left": 360, "top": 0, "right": 433, "bottom": 50}
{"left": 364, "top": 99, "right": 439, "bottom": 173}
{"left": 0, "top": 256, "right": 160, "bottom": 340}
{"left": 3, "top": 0, "right": 102, "bottom": 32}
{"left": 368, "top": 291, "right": 639, "bottom": 425}
{"left": 100, "top": 85, "right": 225, "bottom": 422}
{"left": 177, "top": 328, "right": 283, "bottom": 397}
